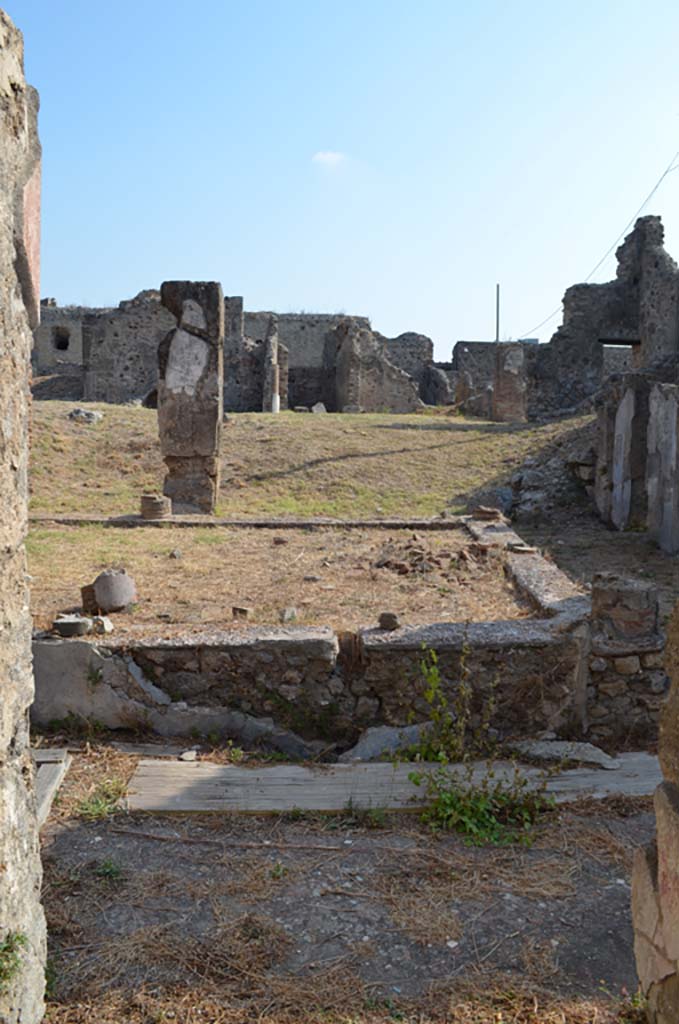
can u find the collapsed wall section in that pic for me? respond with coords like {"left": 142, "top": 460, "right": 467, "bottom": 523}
{"left": 0, "top": 10, "right": 46, "bottom": 1021}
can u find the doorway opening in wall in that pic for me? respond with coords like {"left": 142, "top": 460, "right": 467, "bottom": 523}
{"left": 143, "top": 388, "right": 157, "bottom": 409}
{"left": 52, "top": 326, "right": 70, "bottom": 351}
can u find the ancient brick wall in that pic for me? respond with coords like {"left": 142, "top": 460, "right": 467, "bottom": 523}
{"left": 0, "top": 10, "right": 46, "bottom": 1021}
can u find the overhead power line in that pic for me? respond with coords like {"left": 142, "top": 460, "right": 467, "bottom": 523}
{"left": 517, "top": 148, "right": 679, "bottom": 340}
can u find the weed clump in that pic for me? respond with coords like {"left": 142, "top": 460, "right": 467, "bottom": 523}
{"left": 408, "top": 646, "right": 552, "bottom": 845}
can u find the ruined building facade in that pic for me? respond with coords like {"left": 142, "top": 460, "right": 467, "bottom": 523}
{"left": 0, "top": 10, "right": 46, "bottom": 1021}
{"left": 34, "top": 293, "right": 457, "bottom": 413}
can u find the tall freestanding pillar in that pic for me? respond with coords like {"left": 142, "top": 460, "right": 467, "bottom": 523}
{"left": 158, "top": 281, "right": 224, "bottom": 514}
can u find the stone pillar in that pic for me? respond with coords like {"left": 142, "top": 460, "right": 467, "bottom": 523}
{"left": 594, "top": 374, "right": 654, "bottom": 530}
{"left": 491, "top": 342, "right": 528, "bottom": 422}
{"left": 158, "top": 281, "right": 224, "bottom": 514}
{"left": 278, "top": 342, "right": 289, "bottom": 411}
{"left": 647, "top": 383, "right": 679, "bottom": 554}
{"left": 261, "top": 315, "right": 280, "bottom": 413}
{"left": 633, "top": 605, "right": 679, "bottom": 1022}
{"left": 0, "top": 11, "right": 46, "bottom": 1022}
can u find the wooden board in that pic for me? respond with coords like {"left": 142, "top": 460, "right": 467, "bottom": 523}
{"left": 127, "top": 752, "right": 662, "bottom": 814}
{"left": 33, "top": 748, "right": 72, "bottom": 827}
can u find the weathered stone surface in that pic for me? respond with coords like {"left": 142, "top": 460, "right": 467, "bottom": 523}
{"left": 614, "top": 655, "right": 641, "bottom": 675}
{"left": 93, "top": 568, "right": 137, "bottom": 612}
{"left": 0, "top": 11, "right": 45, "bottom": 1020}
{"left": 660, "top": 604, "right": 679, "bottom": 787}
{"left": 509, "top": 739, "right": 619, "bottom": 770}
{"left": 339, "top": 723, "right": 431, "bottom": 762}
{"left": 158, "top": 281, "right": 224, "bottom": 513}
{"left": 591, "top": 573, "right": 659, "bottom": 644}
{"left": 647, "top": 971, "right": 679, "bottom": 1024}
{"left": 68, "top": 406, "right": 102, "bottom": 423}
{"left": 655, "top": 781, "right": 679, "bottom": 961}
{"left": 632, "top": 843, "right": 661, "bottom": 950}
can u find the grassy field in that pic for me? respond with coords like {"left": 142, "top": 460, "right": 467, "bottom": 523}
{"left": 29, "top": 401, "right": 593, "bottom": 519}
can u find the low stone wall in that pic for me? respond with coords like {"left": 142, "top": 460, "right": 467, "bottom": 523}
{"left": 32, "top": 519, "right": 669, "bottom": 751}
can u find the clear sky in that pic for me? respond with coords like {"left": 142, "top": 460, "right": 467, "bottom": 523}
{"left": 10, "top": 0, "right": 679, "bottom": 359}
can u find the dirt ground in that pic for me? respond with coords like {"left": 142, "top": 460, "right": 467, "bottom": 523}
{"left": 521, "top": 504, "right": 679, "bottom": 625}
{"left": 28, "top": 525, "right": 535, "bottom": 635}
{"left": 39, "top": 745, "right": 649, "bottom": 1024}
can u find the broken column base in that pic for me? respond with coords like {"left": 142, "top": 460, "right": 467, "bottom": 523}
{"left": 163, "top": 456, "right": 219, "bottom": 514}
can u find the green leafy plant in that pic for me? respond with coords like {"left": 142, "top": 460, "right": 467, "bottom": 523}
{"left": 270, "top": 860, "right": 288, "bottom": 880}
{"left": 94, "top": 857, "right": 123, "bottom": 881}
{"left": 0, "top": 932, "right": 27, "bottom": 994}
{"left": 405, "top": 644, "right": 550, "bottom": 845}
{"left": 410, "top": 762, "right": 552, "bottom": 846}
{"left": 76, "top": 777, "right": 126, "bottom": 821}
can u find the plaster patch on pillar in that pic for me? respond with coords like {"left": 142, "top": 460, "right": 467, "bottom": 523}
{"left": 165, "top": 330, "right": 209, "bottom": 395}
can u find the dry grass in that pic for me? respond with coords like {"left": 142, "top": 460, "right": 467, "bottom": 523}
{"left": 389, "top": 846, "right": 578, "bottom": 903}
{"left": 30, "top": 401, "right": 593, "bottom": 519}
{"left": 27, "top": 524, "right": 534, "bottom": 633}
{"left": 40, "top": 744, "right": 137, "bottom": 823}
{"left": 427, "top": 971, "right": 644, "bottom": 1024}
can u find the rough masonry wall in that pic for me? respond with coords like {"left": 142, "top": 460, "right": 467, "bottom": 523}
{"left": 377, "top": 332, "right": 433, "bottom": 387}
{"left": 491, "top": 342, "right": 528, "bottom": 422}
{"left": 0, "top": 11, "right": 46, "bottom": 1021}
{"left": 632, "top": 605, "right": 679, "bottom": 1023}
{"left": 33, "top": 301, "right": 92, "bottom": 370}
{"left": 83, "top": 292, "right": 175, "bottom": 404}
{"left": 334, "top": 319, "right": 423, "bottom": 413}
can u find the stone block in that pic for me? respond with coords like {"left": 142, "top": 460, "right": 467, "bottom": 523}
{"left": 591, "top": 572, "right": 659, "bottom": 643}
{"left": 655, "top": 782, "right": 679, "bottom": 960}
{"left": 614, "top": 655, "right": 641, "bottom": 675}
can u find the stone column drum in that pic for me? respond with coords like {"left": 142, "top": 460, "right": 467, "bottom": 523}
{"left": 157, "top": 281, "right": 224, "bottom": 513}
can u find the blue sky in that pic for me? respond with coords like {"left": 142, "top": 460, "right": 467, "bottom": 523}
{"left": 11, "top": 0, "right": 679, "bottom": 359}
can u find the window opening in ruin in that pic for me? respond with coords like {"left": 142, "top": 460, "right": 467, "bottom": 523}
{"left": 52, "top": 326, "right": 70, "bottom": 351}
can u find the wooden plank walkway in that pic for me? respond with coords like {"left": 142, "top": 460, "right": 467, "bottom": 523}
{"left": 127, "top": 752, "right": 662, "bottom": 815}
{"left": 33, "top": 748, "right": 72, "bottom": 827}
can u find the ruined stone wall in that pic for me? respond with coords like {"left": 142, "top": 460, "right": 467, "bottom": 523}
{"left": 452, "top": 341, "right": 496, "bottom": 416}
{"left": 632, "top": 606, "right": 679, "bottom": 1022}
{"left": 225, "top": 303, "right": 265, "bottom": 413}
{"left": 422, "top": 363, "right": 457, "bottom": 406}
{"left": 334, "top": 319, "right": 422, "bottom": 413}
{"left": 0, "top": 11, "right": 46, "bottom": 1020}
{"left": 33, "top": 301, "right": 97, "bottom": 370}
{"left": 603, "top": 345, "right": 632, "bottom": 376}
{"left": 491, "top": 343, "right": 528, "bottom": 422}
{"left": 377, "top": 332, "right": 433, "bottom": 386}
{"left": 83, "top": 293, "right": 175, "bottom": 405}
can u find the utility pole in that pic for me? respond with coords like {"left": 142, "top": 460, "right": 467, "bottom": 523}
{"left": 495, "top": 283, "right": 500, "bottom": 343}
